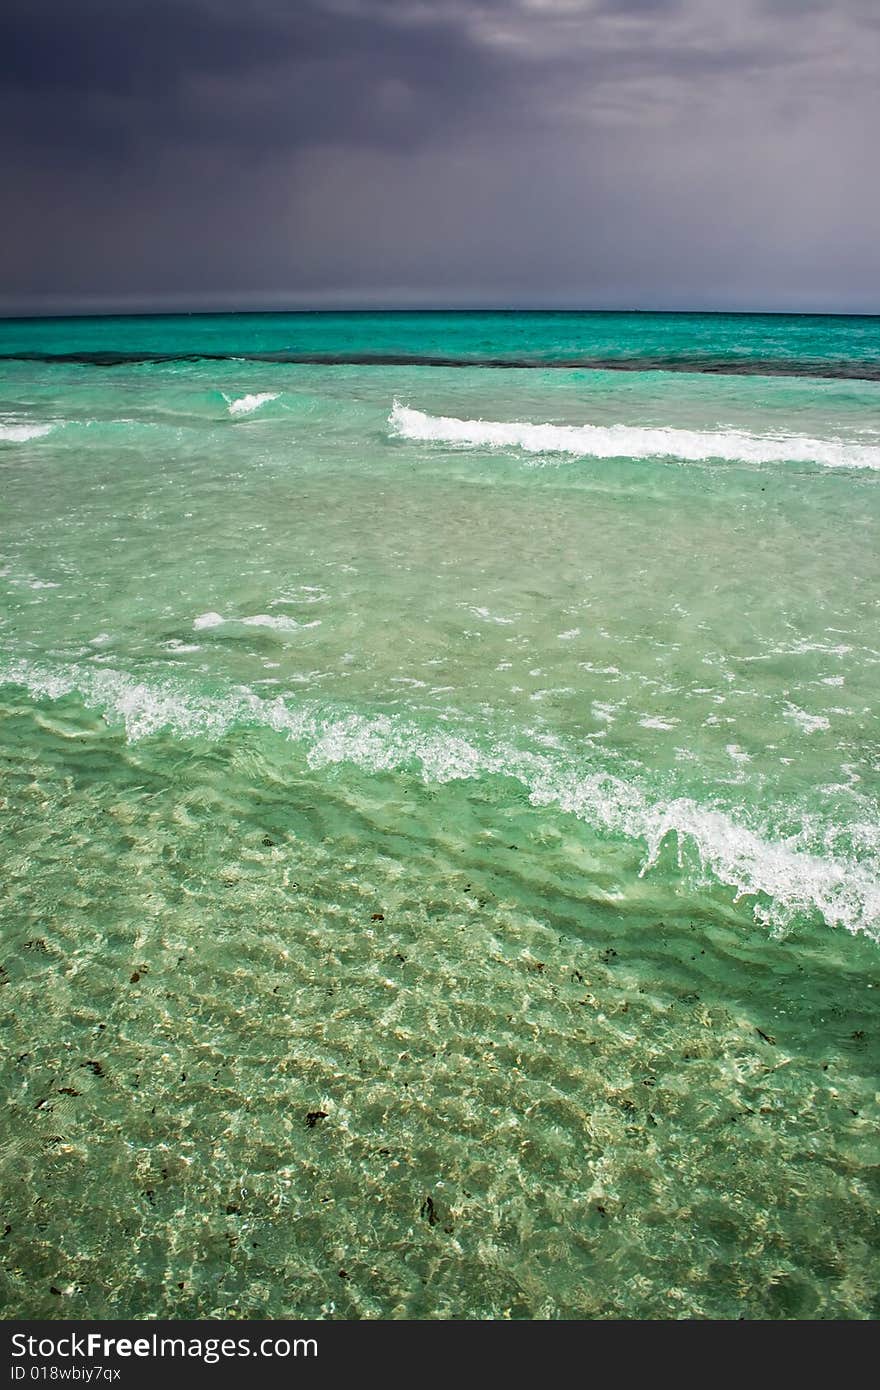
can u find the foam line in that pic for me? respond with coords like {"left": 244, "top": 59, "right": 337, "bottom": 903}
{"left": 389, "top": 402, "right": 880, "bottom": 470}
{"left": 1, "top": 656, "right": 877, "bottom": 941}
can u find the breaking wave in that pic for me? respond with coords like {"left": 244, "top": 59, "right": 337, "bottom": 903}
{"left": 0, "top": 421, "right": 56, "bottom": 443}
{"left": 389, "top": 402, "right": 880, "bottom": 470}
{"left": 1, "top": 655, "right": 877, "bottom": 942}
{"left": 224, "top": 392, "right": 280, "bottom": 417}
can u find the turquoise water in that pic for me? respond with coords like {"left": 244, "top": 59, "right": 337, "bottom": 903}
{"left": 1, "top": 312, "right": 878, "bottom": 1319}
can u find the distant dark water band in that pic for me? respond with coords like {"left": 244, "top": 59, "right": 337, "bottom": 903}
{"left": 3, "top": 351, "right": 880, "bottom": 380}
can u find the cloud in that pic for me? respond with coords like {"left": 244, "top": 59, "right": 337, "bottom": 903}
{"left": 1, "top": 0, "right": 878, "bottom": 311}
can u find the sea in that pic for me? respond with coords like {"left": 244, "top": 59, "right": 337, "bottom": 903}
{"left": 1, "top": 310, "right": 878, "bottom": 1319}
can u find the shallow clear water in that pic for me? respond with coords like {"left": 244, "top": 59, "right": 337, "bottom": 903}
{"left": 1, "top": 312, "right": 878, "bottom": 1319}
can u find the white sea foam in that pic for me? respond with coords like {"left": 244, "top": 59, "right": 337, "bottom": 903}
{"left": 193, "top": 611, "right": 319, "bottom": 633}
{"left": 784, "top": 703, "right": 831, "bottom": 734}
{"left": 750, "top": 639, "right": 854, "bottom": 661}
{"left": 1, "top": 656, "right": 878, "bottom": 942}
{"left": 0, "top": 422, "right": 55, "bottom": 443}
{"left": 225, "top": 392, "right": 280, "bottom": 417}
{"left": 726, "top": 744, "right": 752, "bottom": 764}
{"left": 389, "top": 402, "right": 880, "bottom": 470}
{"left": 464, "top": 605, "right": 516, "bottom": 625}
{"left": 241, "top": 614, "right": 312, "bottom": 630}
{"left": 270, "top": 587, "right": 328, "bottom": 607}
{"left": 592, "top": 702, "right": 619, "bottom": 723}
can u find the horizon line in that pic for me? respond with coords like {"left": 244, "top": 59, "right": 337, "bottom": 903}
{"left": 3, "top": 304, "right": 880, "bottom": 324}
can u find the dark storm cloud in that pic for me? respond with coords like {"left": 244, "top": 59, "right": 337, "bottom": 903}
{"left": 0, "top": 0, "right": 512, "bottom": 156}
{"left": 2, "top": 0, "right": 879, "bottom": 312}
{"left": 0, "top": 0, "right": 765, "bottom": 159}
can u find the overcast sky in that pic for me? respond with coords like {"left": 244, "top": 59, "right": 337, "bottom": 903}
{"left": 2, "top": 0, "right": 879, "bottom": 314}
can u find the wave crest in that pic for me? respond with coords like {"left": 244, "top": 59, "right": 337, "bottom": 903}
{"left": 224, "top": 392, "right": 280, "bottom": 417}
{"left": 389, "top": 402, "right": 880, "bottom": 470}
{"left": 1, "top": 656, "right": 877, "bottom": 942}
{"left": 0, "top": 421, "right": 56, "bottom": 443}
